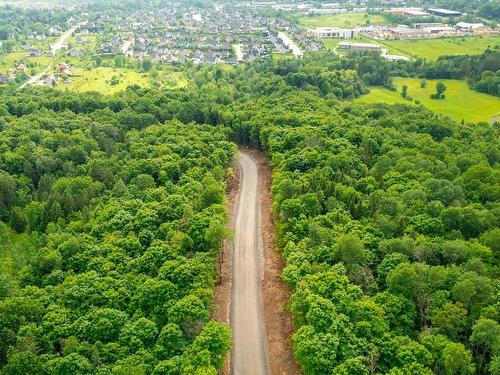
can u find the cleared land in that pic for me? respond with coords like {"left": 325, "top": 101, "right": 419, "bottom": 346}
{"left": 298, "top": 12, "right": 387, "bottom": 28}
{"left": 376, "top": 36, "right": 500, "bottom": 60}
{"left": 357, "top": 77, "right": 500, "bottom": 123}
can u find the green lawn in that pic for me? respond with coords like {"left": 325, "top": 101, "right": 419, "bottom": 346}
{"left": 376, "top": 36, "right": 500, "bottom": 60}
{"left": 357, "top": 77, "right": 500, "bottom": 123}
{"left": 298, "top": 12, "right": 387, "bottom": 28}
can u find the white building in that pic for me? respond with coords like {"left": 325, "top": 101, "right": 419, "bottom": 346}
{"left": 422, "top": 25, "right": 456, "bottom": 35}
{"left": 455, "top": 22, "right": 490, "bottom": 35}
{"left": 309, "top": 27, "right": 359, "bottom": 39}
{"left": 338, "top": 41, "right": 381, "bottom": 52}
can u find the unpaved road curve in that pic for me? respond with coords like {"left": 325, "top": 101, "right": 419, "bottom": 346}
{"left": 231, "top": 152, "right": 270, "bottom": 375}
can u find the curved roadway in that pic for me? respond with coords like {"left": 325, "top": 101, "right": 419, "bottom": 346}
{"left": 231, "top": 151, "right": 270, "bottom": 375}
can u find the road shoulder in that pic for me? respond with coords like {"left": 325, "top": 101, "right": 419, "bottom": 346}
{"left": 244, "top": 147, "right": 302, "bottom": 375}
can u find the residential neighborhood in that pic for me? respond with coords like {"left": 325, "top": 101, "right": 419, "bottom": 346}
{"left": 0, "top": 0, "right": 499, "bottom": 89}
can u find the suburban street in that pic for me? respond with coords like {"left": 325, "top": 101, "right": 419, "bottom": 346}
{"left": 233, "top": 44, "right": 244, "bottom": 61}
{"left": 50, "top": 23, "right": 82, "bottom": 55}
{"left": 231, "top": 152, "right": 269, "bottom": 375}
{"left": 278, "top": 32, "right": 303, "bottom": 58}
{"left": 18, "top": 63, "right": 52, "bottom": 90}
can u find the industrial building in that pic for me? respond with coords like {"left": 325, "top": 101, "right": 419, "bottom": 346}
{"left": 337, "top": 41, "right": 381, "bottom": 52}
{"left": 455, "top": 22, "right": 490, "bottom": 35}
{"left": 384, "top": 8, "right": 430, "bottom": 17}
{"left": 388, "top": 26, "right": 429, "bottom": 39}
{"left": 427, "top": 8, "right": 462, "bottom": 17}
{"left": 309, "top": 27, "right": 359, "bottom": 39}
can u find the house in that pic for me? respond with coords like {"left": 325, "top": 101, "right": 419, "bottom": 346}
{"left": 58, "top": 63, "right": 71, "bottom": 75}
{"left": 30, "top": 48, "right": 42, "bottom": 57}
{"left": 44, "top": 75, "right": 57, "bottom": 86}
{"left": 49, "top": 26, "right": 61, "bottom": 36}
{"left": 309, "top": 27, "right": 358, "bottom": 39}
{"left": 0, "top": 73, "right": 9, "bottom": 84}
{"left": 427, "top": 8, "right": 462, "bottom": 17}
{"left": 338, "top": 41, "right": 381, "bottom": 52}
{"left": 16, "top": 63, "right": 28, "bottom": 73}
{"left": 69, "top": 49, "right": 81, "bottom": 57}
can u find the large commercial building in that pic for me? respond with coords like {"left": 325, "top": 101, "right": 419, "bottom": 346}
{"left": 388, "top": 26, "right": 428, "bottom": 39}
{"left": 455, "top": 22, "right": 490, "bottom": 35}
{"left": 309, "top": 27, "right": 359, "bottom": 39}
{"left": 337, "top": 41, "right": 381, "bottom": 52}
{"left": 384, "top": 8, "right": 430, "bottom": 17}
{"left": 427, "top": 8, "right": 462, "bottom": 17}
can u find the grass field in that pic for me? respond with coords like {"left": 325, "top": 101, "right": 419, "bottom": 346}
{"left": 357, "top": 77, "right": 500, "bottom": 123}
{"left": 56, "top": 66, "right": 188, "bottom": 95}
{"left": 57, "top": 67, "right": 150, "bottom": 94}
{"left": 298, "top": 12, "right": 387, "bottom": 28}
{"left": 376, "top": 36, "right": 500, "bottom": 60}
{"left": 0, "top": 51, "right": 54, "bottom": 71}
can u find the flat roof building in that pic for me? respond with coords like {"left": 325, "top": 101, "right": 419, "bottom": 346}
{"left": 388, "top": 26, "right": 429, "bottom": 39}
{"left": 455, "top": 22, "right": 491, "bottom": 35}
{"left": 427, "top": 8, "right": 462, "bottom": 17}
{"left": 422, "top": 25, "right": 456, "bottom": 34}
{"left": 455, "top": 22, "right": 486, "bottom": 31}
{"left": 309, "top": 27, "right": 358, "bottom": 39}
{"left": 384, "top": 8, "right": 430, "bottom": 17}
{"left": 338, "top": 41, "right": 381, "bottom": 52}
{"left": 413, "top": 22, "right": 447, "bottom": 29}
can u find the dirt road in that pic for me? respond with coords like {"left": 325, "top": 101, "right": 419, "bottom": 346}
{"left": 231, "top": 152, "right": 270, "bottom": 375}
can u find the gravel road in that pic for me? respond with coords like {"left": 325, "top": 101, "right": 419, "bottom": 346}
{"left": 230, "top": 151, "right": 270, "bottom": 375}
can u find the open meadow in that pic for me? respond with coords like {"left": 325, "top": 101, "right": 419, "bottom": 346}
{"left": 357, "top": 77, "right": 500, "bottom": 123}
{"left": 298, "top": 12, "right": 387, "bottom": 28}
{"left": 56, "top": 66, "right": 188, "bottom": 95}
{"left": 376, "top": 36, "right": 500, "bottom": 60}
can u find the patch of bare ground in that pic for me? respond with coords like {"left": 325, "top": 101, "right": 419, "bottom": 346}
{"left": 242, "top": 146, "right": 301, "bottom": 375}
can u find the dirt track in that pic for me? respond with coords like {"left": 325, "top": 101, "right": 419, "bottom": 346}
{"left": 230, "top": 151, "right": 270, "bottom": 375}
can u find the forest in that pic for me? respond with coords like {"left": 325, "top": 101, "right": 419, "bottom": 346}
{"left": 0, "top": 89, "right": 235, "bottom": 374}
{"left": 0, "top": 50, "right": 499, "bottom": 375}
